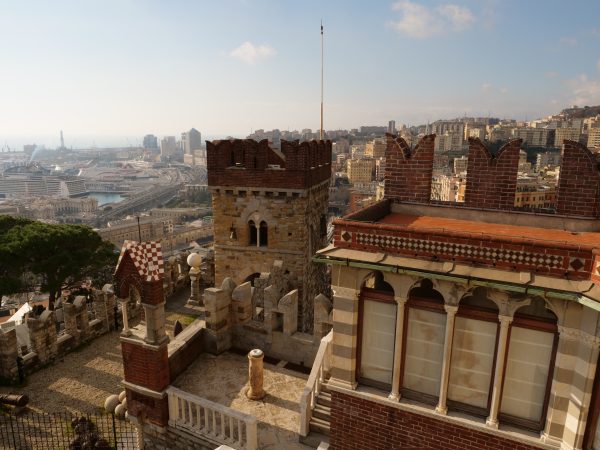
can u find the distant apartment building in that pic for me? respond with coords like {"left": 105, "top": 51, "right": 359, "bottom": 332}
{"left": 359, "top": 125, "right": 387, "bottom": 135}
{"left": 332, "top": 139, "right": 350, "bottom": 155}
{"left": 514, "top": 179, "right": 556, "bottom": 210}
{"left": 535, "top": 151, "right": 562, "bottom": 171}
{"left": 347, "top": 158, "right": 375, "bottom": 184}
{"left": 375, "top": 158, "right": 386, "bottom": 181}
{"left": 512, "top": 127, "right": 555, "bottom": 147}
{"left": 350, "top": 144, "right": 365, "bottom": 159}
{"left": 143, "top": 134, "right": 158, "bottom": 149}
{"left": 431, "top": 120, "right": 464, "bottom": 137}
{"left": 435, "top": 131, "right": 464, "bottom": 152}
{"left": 554, "top": 127, "right": 583, "bottom": 147}
{"left": 160, "top": 136, "right": 178, "bottom": 158}
{"left": 433, "top": 154, "right": 450, "bottom": 172}
{"left": 97, "top": 217, "right": 173, "bottom": 248}
{"left": 464, "top": 122, "right": 487, "bottom": 140}
{"left": 588, "top": 128, "right": 600, "bottom": 149}
{"left": 364, "top": 138, "right": 386, "bottom": 158}
{"left": 488, "top": 126, "right": 512, "bottom": 142}
{"left": 453, "top": 155, "right": 468, "bottom": 174}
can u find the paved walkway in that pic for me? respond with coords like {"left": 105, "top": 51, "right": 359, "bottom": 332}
{"left": 173, "top": 351, "right": 313, "bottom": 450}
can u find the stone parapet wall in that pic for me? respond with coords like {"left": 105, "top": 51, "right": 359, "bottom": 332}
{"left": 142, "top": 422, "right": 214, "bottom": 450}
{"left": 383, "top": 135, "right": 600, "bottom": 218}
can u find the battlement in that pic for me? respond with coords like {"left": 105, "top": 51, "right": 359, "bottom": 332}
{"left": 207, "top": 138, "right": 332, "bottom": 190}
{"left": 384, "top": 134, "right": 600, "bottom": 218}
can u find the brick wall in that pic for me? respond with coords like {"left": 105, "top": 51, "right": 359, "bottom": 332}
{"left": 207, "top": 139, "right": 331, "bottom": 190}
{"left": 121, "top": 341, "right": 169, "bottom": 392}
{"left": 556, "top": 139, "right": 600, "bottom": 217}
{"left": 384, "top": 134, "right": 435, "bottom": 203}
{"left": 330, "top": 391, "right": 544, "bottom": 450}
{"left": 127, "top": 390, "right": 169, "bottom": 428}
{"left": 464, "top": 138, "right": 521, "bottom": 210}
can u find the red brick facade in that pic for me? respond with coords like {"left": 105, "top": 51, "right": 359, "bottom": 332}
{"left": 556, "top": 140, "right": 600, "bottom": 217}
{"left": 330, "top": 391, "right": 543, "bottom": 450}
{"left": 207, "top": 138, "right": 331, "bottom": 190}
{"left": 384, "top": 134, "right": 435, "bottom": 203}
{"left": 464, "top": 138, "right": 521, "bottom": 210}
{"left": 121, "top": 341, "right": 169, "bottom": 392}
{"left": 126, "top": 389, "right": 169, "bottom": 428}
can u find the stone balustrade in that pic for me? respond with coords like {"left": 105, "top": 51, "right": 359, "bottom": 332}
{"left": 167, "top": 386, "right": 258, "bottom": 450}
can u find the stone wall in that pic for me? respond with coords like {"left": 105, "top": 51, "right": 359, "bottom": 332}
{"left": 141, "top": 421, "right": 214, "bottom": 450}
{"left": 211, "top": 182, "right": 329, "bottom": 332}
{"left": 203, "top": 263, "right": 332, "bottom": 367}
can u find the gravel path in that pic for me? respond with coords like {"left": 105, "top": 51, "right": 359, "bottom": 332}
{"left": 0, "top": 286, "right": 201, "bottom": 415}
{"left": 0, "top": 331, "right": 124, "bottom": 415}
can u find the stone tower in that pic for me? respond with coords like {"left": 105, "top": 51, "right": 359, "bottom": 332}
{"left": 207, "top": 138, "right": 331, "bottom": 332}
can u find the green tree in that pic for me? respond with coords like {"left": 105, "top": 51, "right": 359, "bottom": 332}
{"left": 1, "top": 218, "right": 116, "bottom": 310}
{"left": 0, "top": 216, "right": 33, "bottom": 300}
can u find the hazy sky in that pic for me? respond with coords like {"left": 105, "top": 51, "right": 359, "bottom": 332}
{"left": 1, "top": 0, "right": 600, "bottom": 147}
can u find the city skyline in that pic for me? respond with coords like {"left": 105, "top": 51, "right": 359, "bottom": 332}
{"left": 1, "top": 0, "right": 600, "bottom": 148}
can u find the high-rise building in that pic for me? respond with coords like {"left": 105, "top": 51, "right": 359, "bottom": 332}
{"left": 347, "top": 158, "right": 375, "bottom": 184}
{"left": 160, "top": 136, "right": 178, "bottom": 158}
{"left": 364, "top": 138, "right": 386, "bottom": 158}
{"left": 143, "top": 134, "right": 158, "bottom": 149}
{"left": 181, "top": 128, "right": 202, "bottom": 155}
{"left": 388, "top": 120, "right": 396, "bottom": 135}
{"left": 512, "top": 128, "right": 555, "bottom": 147}
{"left": 554, "top": 127, "right": 583, "bottom": 148}
{"left": 588, "top": 128, "right": 600, "bottom": 149}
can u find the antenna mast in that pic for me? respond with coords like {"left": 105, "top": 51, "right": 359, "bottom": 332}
{"left": 320, "top": 21, "right": 324, "bottom": 141}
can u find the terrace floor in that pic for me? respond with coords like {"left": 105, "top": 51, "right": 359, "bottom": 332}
{"left": 172, "top": 351, "right": 313, "bottom": 450}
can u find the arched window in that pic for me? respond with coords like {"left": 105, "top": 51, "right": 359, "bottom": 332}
{"left": 259, "top": 221, "right": 268, "bottom": 247}
{"left": 500, "top": 297, "right": 558, "bottom": 431}
{"left": 248, "top": 220, "right": 257, "bottom": 246}
{"left": 358, "top": 271, "right": 396, "bottom": 389}
{"left": 447, "top": 288, "right": 499, "bottom": 416}
{"left": 402, "top": 279, "right": 446, "bottom": 405}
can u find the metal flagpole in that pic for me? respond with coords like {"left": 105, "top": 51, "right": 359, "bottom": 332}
{"left": 320, "top": 21, "right": 324, "bottom": 141}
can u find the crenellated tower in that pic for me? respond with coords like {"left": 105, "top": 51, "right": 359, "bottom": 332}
{"left": 207, "top": 138, "right": 332, "bottom": 332}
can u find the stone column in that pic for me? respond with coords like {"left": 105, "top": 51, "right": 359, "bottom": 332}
{"left": 486, "top": 315, "right": 512, "bottom": 428}
{"left": 120, "top": 299, "right": 131, "bottom": 336}
{"left": 204, "top": 287, "right": 232, "bottom": 354}
{"left": 329, "top": 287, "right": 359, "bottom": 390}
{"left": 187, "top": 253, "right": 202, "bottom": 306}
{"left": 388, "top": 296, "right": 407, "bottom": 401}
{"left": 247, "top": 349, "right": 266, "bottom": 400}
{"left": 436, "top": 304, "right": 458, "bottom": 414}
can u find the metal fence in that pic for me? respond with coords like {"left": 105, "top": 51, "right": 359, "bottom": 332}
{"left": 0, "top": 412, "right": 137, "bottom": 450}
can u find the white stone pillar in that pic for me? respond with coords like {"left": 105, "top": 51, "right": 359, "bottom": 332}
{"left": 436, "top": 304, "right": 458, "bottom": 414}
{"left": 388, "top": 297, "right": 407, "bottom": 401}
{"left": 120, "top": 299, "right": 131, "bottom": 337}
{"left": 486, "top": 315, "right": 512, "bottom": 428}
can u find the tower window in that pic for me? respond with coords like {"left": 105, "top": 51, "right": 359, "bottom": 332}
{"left": 259, "top": 221, "right": 268, "bottom": 247}
{"left": 248, "top": 220, "right": 257, "bottom": 246}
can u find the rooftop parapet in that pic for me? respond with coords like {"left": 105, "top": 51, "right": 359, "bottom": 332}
{"left": 207, "top": 138, "right": 332, "bottom": 190}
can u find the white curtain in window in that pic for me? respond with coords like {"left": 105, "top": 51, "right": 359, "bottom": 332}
{"left": 360, "top": 300, "right": 396, "bottom": 384}
{"left": 501, "top": 326, "right": 554, "bottom": 421}
{"left": 403, "top": 308, "right": 446, "bottom": 396}
{"left": 447, "top": 316, "right": 497, "bottom": 409}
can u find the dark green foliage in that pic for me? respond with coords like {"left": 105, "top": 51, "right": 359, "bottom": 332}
{"left": 0, "top": 216, "right": 116, "bottom": 309}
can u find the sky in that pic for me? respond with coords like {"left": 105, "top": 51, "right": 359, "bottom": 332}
{"left": 1, "top": 0, "right": 600, "bottom": 148}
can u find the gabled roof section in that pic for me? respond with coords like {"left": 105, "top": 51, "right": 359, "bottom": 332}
{"left": 115, "top": 240, "right": 165, "bottom": 282}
